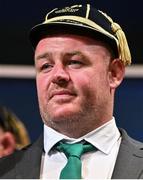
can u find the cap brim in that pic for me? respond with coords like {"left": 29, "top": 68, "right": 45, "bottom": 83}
{"left": 29, "top": 22, "right": 118, "bottom": 57}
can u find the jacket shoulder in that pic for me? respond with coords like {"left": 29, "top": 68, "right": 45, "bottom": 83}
{"left": 112, "top": 129, "right": 143, "bottom": 179}
{"left": 0, "top": 135, "right": 43, "bottom": 179}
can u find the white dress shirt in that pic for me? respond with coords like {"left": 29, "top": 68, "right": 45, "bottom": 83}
{"left": 40, "top": 117, "right": 121, "bottom": 179}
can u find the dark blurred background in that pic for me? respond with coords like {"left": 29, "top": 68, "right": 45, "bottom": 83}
{"left": 0, "top": 0, "right": 143, "bottom": 143}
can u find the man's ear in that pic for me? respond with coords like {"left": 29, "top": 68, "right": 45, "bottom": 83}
{"left": 108, "top": 59, "right": 125, "bottom": 89}
{"left": 0, "top": 132, "right": 16, "bottom": 157}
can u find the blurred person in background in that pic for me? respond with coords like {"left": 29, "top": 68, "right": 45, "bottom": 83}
{"left": 0, "top": 106, "right": 30, "bottom": 157}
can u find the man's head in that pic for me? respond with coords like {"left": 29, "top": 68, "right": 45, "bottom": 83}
{"left": 0, "top": 106, "right": 30, "bottom": 157}
{"left": 29, "top": 4, "right": 131, "bottom": 137}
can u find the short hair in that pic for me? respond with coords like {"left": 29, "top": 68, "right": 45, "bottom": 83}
{"left": 0, "top": 106, "right": 30, "bottom": 149}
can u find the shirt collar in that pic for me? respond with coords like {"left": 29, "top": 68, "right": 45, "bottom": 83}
{"left": 44, "top": 117, "right": 121, "bottom": 155}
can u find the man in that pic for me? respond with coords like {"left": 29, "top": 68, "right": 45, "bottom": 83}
{"left": 0, "top": 106, "right": 30, "bottom": 157}
{"left": 0, "top": 3, "right": 143, "bottom": 179}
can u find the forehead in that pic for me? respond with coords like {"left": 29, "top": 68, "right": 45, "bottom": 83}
{"left": 35, "top": 34, "right": 110, "bottom": 52}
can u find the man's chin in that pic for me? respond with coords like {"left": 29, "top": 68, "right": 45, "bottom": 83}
{"left": 49, "top": 112, "right": 75, "bottom": 122}
{"left": 48, "top": 106, "right": 79, "bottom": 119}
{"left": 47, "top": 109, "right": 82, "bottom": 124}
{"left": 47, "top": 113, "right": 81, "bottom": 134}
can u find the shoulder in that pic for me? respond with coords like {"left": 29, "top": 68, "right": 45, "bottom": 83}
{"left": 119, "top": 128, "right": 143, "bottom": 159}
{"left": 112, "top": 129, "right": 143, "bottom": 179}
{"left": 0, "top": 135, "right": 43, "bottom": 178}
{"left": 0, "top": 144, "right": 32, "bottom": 178}
{"left": 120, "top": 128, "right": 143, "bottom": 147}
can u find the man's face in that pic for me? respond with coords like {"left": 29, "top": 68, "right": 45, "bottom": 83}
{"left": 35, "top": 34, "right": 121, "bottom": 136}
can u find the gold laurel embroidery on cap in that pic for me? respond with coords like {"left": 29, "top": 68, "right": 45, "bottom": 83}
{"left": 98, "top": 10, "right": 131, "bottom": 66}
{"left": 55, "top": 7, "right": 78, "bottom": 13}
{"left": 45, "top": 8, "right": 58, "bottom": 20}
{"left": 86, "top": 4, "right": 90, "bottom": 19}
{"left": 53, "top": 5, "right": 82, "bottom": 14}
{"left": 45, "top": 5, "right": 82, "bottom": 20}
{"left": 43, "top": 15, "right": 119, "bottom": 45}
{"left": 70, "top": 4, "right": 82, "bottom": 8}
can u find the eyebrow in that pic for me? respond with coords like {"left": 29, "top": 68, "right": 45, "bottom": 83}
{"left": 35, "top": 52, "right": 51, "bottom": 61}
{"left": 35, "top": 51, "right": 86, "bottom": 62}
{"left": 65, "top": 51, "right": 83, "bottom": 57}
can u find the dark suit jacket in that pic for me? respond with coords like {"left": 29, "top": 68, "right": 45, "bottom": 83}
{"left": 0, "top": 129, "right": 143, "bottom": 179}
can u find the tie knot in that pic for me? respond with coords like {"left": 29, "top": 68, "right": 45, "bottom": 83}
{"left": 56, "top": 142, "right": 95, "bottom": 158}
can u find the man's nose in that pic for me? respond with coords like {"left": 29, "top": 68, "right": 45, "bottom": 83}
{"left": 51, "top": 64, "right": 70, "bottom": 85}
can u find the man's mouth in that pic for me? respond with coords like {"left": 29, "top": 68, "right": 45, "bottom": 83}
{"left": 50, "top": 90, "right": 76, "bottom": 99}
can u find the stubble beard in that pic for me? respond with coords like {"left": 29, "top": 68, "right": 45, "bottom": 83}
{"left": 39, "top": 98, "right": 105, "bottom": 138}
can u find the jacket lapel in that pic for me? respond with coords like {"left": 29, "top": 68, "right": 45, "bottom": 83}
{"left": 15, "top": 134, "right": 43, "bottom": 179}
{"left": 112, "top": 129, "right": 143, "bottom": 179}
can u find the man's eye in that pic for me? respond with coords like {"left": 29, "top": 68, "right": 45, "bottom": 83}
{"left": 68, "top": 60, "right": 83, "bottom": 68}
{"left": 40, "top": 63, "right": 53, "bottom": 71}
{"left": 69, "top": 60, "right": 82, "bottom": 64}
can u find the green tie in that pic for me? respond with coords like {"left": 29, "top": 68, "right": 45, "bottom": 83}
{"left": 56, "top": 142, "right": 95, "bottom": 179}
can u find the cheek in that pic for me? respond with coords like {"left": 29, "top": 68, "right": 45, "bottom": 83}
{"left": 36, "top": 75, "right": 49, "bottom": 100}
{"left": 76, "top": 71, "right": 109, "bottom": 98}
{"left": 73, "top": 73, "right": 95, "bottom": 98}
